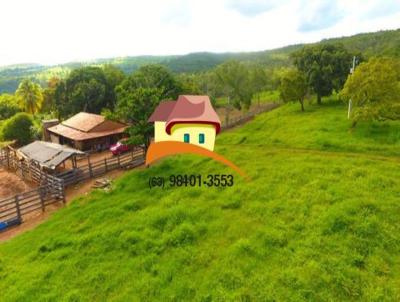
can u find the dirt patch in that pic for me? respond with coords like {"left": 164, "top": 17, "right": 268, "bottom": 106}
{"left": 0, "top": 168, "right": 36, "bottom": 199}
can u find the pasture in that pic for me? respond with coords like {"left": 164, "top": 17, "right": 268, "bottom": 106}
{"left": 0, "top": 101, "right": 399, "bottom": 301}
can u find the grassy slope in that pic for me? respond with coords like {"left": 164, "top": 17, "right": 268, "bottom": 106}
{"left": 219, "top": 99, "right": 400, "bottom": 156}
{"left": 1, "top": 102, "right": 400, "bottom": 301}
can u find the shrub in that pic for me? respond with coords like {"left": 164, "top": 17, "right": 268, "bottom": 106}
{"left": 2, "top": 112, "right": 34, "bottom": 145}
{"left": 0, "top": 94, "right": 21, "bottom": 120}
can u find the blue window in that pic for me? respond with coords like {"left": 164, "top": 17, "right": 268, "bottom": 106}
{"left": 199, "top": 133, "right": 205, "bottom": 144}
{"left": 184, "top": 133, "right": 190, "bottom": 143}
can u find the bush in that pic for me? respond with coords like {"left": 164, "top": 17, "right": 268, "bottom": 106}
{"left": 0, "top": 94, "right": 21, "bottom": 119}
{"left": 2, "top": 113, "right": 34, "bottom": 145}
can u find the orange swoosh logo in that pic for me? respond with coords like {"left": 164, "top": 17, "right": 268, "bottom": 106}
{"left": 146, "top": 141, "right": 249, "bottom": 179}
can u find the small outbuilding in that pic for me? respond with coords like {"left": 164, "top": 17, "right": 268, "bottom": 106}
{"left": 18, "top": 141, "right": 85, "bottom": 170}
{"left": 45, "top": 112, "right": 127, "bottom": 151}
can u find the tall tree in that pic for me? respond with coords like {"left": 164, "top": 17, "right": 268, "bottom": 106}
{"left": 15, "top": 79, "right": 43, "bottom": 114}
{"left": 340, "top": 57, "right": 400, "bottom": 127}
{"left": 215, "top": 60, "right": 253, "bottom": 110}
{"left": 176, "top": 73, "right": 202, "bottom": 95}
{"left": 250, "top": 65, "right": 269, "bottom": 106}
{"left": 55, "top": 66, "right": 110, "bottom": 117}
{"left": 279, "top": 69, "right": 308, "bottom": 111}
{"left": 41, "top": 77, "right": 60, "bottom": 113}
{"left": 116, "top": 87, "right": 164, "bottom": 149}
{"left": 292, "top": 43, "right": 352, "bottom": 104}
{"left": 54, "top": 80, "right": 68, "bottom": 118}
{"left": 117, "top": 64, "right": 181, "bottom": 101}
{"left": 103, "top": 64, "right": 125, "bottom": 108}
{"left": 115, "top": 65, "right": 182, "bottom": 150}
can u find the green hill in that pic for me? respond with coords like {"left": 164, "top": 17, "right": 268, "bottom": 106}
{"left": 1, "top": 100, "right": 400, "bottom": 301}
{"left": 1, "top": 28, "right": 399, "bottom": 93}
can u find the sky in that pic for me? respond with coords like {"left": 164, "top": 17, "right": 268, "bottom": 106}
{"left": 0, "top": 0, "right": 399, "bottom": 66}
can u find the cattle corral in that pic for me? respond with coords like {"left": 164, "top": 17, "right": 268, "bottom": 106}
{"left": 0, "top": 146, "right": 146, "bottom": 234}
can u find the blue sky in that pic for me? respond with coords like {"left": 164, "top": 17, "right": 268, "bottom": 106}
{"left": 0, "top": 0, "right": 399, "bottom": 66}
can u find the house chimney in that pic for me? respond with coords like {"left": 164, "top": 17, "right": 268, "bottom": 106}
{"left": 42, "top": 119, "right": 59, "bottom": 141}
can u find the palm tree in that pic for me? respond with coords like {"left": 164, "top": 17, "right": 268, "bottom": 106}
{"left": 15, "top": 79, "right": 43, "bottom": 114}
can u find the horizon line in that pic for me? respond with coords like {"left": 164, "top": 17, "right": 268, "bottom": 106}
{"left": 0, "top": 27, "right": 398, "bottom": 69}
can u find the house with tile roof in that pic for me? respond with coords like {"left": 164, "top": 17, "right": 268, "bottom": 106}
{"left": 45, "top": 112, "right": 127, "bottom": 151}
{"left": 148, "top": 95, "right": 221, "bottom": 151}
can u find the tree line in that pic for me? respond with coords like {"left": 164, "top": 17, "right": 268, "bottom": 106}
{"left": 278, "top": 43, "right": 400, "bottom": 127}
{"left": 0, "top": 61, "right": 275, "bottom": 147}
{"left": 0, "top": 42, "right": 399, "bottom": 147}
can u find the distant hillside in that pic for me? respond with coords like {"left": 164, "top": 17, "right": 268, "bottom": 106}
{"left": 0, "top": 28, "right": 399, "bottom": 93}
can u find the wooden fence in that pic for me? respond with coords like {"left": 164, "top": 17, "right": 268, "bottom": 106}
{"left": 57, "top": 149, "right": 145, "bottom": 187}
{"left": 221, "top": 103, "right": 280, "bottom": 131}
{"left": 0, "top": 185, "right": 64, "bottom": 230}
{"left": 0, "top": 147, "right": 64, "bottom": 186}
{"left": 0, "top": 147, "right": 144, "bottom": 232}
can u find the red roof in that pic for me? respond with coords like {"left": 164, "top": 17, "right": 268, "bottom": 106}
{"left": 62, "top": 112, "right": 106, "bottom": 132}
{"left": 148, "top": 95, "right": 221, "bottom": 134}
{"left": 48, "top": 112, "right": 127, "bottom": 141}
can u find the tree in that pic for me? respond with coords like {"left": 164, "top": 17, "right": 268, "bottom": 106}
{"left": 116, "top": 87, "right": 164, "bottom": 149}
{"left": 113, "top": 64, "right": 183, "bottom": 150}
{"left": 215, "top": 60, "right": 253, "bottom": 110}
{"left": 279, "top": 69, "right": 308, "bottom": 111}
{"left": 15, "top": 79, "right": 43, "bottom": 114}
{"left": 340, "top": 57, "right": 400, "bottom": 127}
{"left": 292, "top": 44, "right": 352, "bottom": 104}
{"left": 192, "top": 71, "right": 223, "bottom": 101}
{"left": 176, "top": 73, "right": 202, "bottom": 95}
{"left": 55, "top": 66, "right": 110, "bottom": 117}
{"left": 103, "top": 64, "right": 125, "bottom": 108}
{"left": 54, "top": 80, "right": 68, "bottom": 118}
{"left": 250, "top": 65, "right": 269, "bottom": 106}
{"left": 41, "top": 77, "right": 60, "bottom": 113}
{"left": 1, "top": 113, "right": 34, "bottom": 145}
{"left": 0, "top": 94, "right": 21, "bottom": 119}
{"left": 117, "top": 64, "right": 181, "bottom": 101}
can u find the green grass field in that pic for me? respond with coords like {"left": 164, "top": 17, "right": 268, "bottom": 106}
{"left": 220, "top": 99, "right": 400, "bottom": 156}
{"left": 1, "top": 101, "right": 400, "bottom": 301}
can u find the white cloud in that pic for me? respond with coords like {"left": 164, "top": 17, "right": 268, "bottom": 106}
{"left": 0, "top": 0, "right": 399, "bottom": 66}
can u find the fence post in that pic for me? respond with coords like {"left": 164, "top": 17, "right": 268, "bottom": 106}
{"left": 61, "top": 180, "right": 66, "bottom": 204}
{"left": 88, "top": 156, "right": 93, "bottom": 178}
{"left": 39, "top": 187, "right": 45, "bottom": 212}
{"left": 6, "top": 149, "right": 10, "bottom": 170}
{"left": 15, "top": 195, "right": 22, "bottom": 221}
{"left": 104, "top": 158, "right": 108, "bottom": 173}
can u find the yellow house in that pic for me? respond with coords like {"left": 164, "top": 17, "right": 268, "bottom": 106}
{"left": 148, "top": 95, "right": 221, "bottom": 151}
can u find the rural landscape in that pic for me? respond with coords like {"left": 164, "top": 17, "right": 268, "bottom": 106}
{"left": 1, "top": 0, "right": 400, "bottom": 300}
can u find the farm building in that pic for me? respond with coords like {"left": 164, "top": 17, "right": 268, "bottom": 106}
{"left": 45, "top": 112, "right": 128, "bottom": 151}
{"left": 149, "top": 95, "right": 221, "bottom": 151}
{"left": 18, "top": 141, "right": 85, "bottom": 170}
